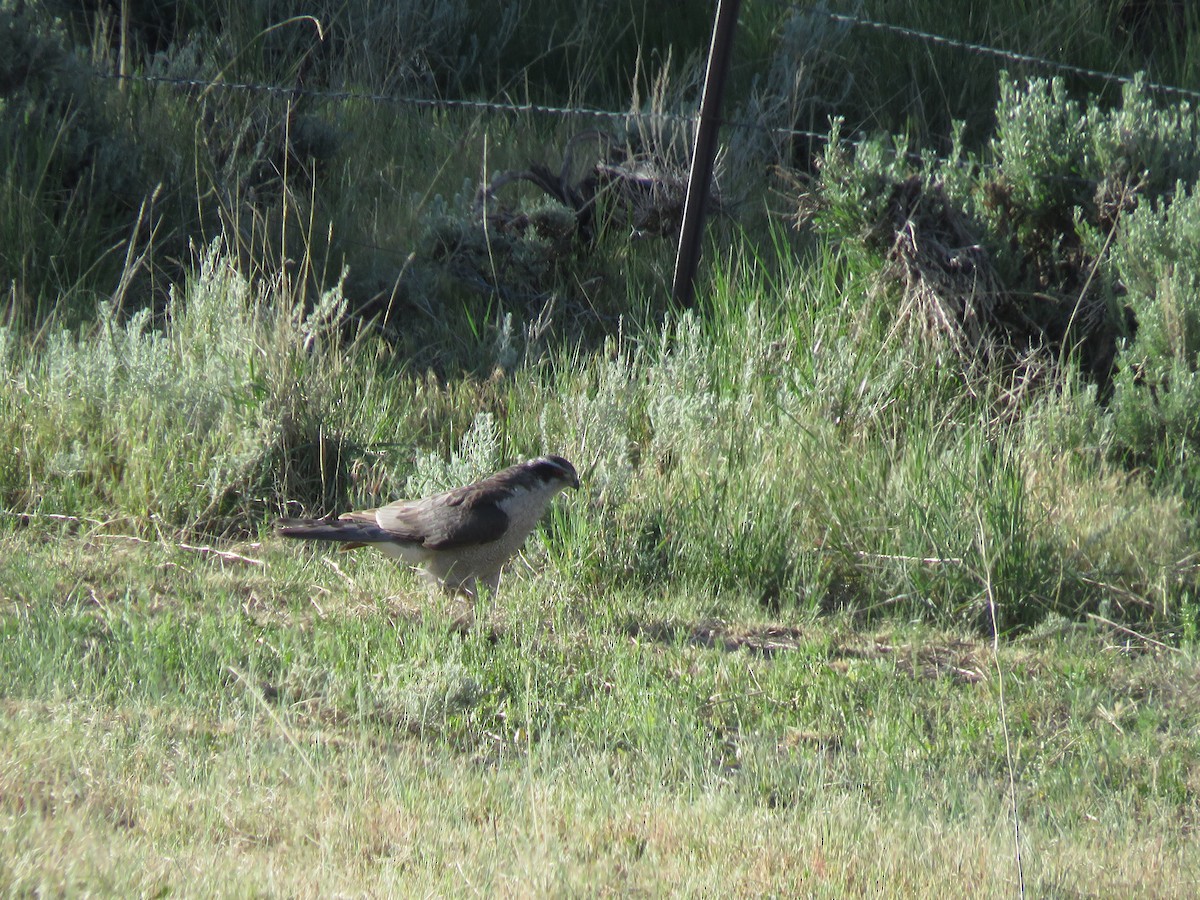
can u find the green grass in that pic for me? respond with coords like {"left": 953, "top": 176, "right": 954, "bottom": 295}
{"left": 5, "top": 3, "right": 1200, "bottom": 892}
{"left": 3, "top": 230, "right": 1197, "bottom": 891}
{"left": 2, "top": 527, "right": 1198, "bottom": 895}
{"left": 4, "top": 241, "right": 1195, "bottom": 622}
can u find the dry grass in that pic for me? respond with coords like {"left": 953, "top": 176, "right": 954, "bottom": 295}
{"left": 2, "top": 697, "right": 1197, "bottom": 896}
{"left": 2, "top": 529, "right": 1199, "bottom": 895}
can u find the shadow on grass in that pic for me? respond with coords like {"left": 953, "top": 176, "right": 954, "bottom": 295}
{"left": 623, "top": 617, "right": 809, "bottom": 657}
{"left": 622, "top": 615, "right": 988, "bottom": 684}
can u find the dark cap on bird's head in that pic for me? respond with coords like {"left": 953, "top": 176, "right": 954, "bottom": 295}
{"left": 528, "top": 455, "right": 579, "bottom": 490}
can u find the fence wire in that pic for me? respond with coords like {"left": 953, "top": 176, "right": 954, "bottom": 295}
{"left": 824, "top": 11, "right": 1200, "bottom": 104}
{"left": 95, "top": 9, "right": 1199, "bottom": 143}
{"left": 98, "top": 70, "right": 700, "bottom": 130}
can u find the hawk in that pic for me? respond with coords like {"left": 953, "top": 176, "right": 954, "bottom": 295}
{"left": 277, "top": 455, "right": 579, "bottom": 597}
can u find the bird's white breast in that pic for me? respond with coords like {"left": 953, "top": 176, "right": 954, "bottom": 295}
{"left": 408, "top": 481, "right": 565, "bottom": 591}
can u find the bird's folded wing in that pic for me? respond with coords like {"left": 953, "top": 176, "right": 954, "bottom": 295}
{"left": 372, "top": 494, "right": 509, "bottom": 549}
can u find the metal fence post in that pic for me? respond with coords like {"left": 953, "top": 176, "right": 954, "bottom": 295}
{"left": 671, "top": 0, "right": 742, "bottom": 308}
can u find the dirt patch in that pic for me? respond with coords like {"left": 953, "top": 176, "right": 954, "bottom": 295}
{"left": 625, "top": 617, "right": 989, "bottom": 683}
{"left": 624, "top": 618, "right": 809, "bottom": 657}
{"left": 829, "top": 633, "right": 987, "bottom": 684}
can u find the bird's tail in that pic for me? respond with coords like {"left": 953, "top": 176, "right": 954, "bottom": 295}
{"left": 276, "top": 517, "right": 393, "bottom": 549}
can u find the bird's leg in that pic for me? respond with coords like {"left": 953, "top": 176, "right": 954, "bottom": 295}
{"left": 480, "top": 571, "right": 502, "bottom": 625}
{"left": 467, "top": 577, "right": 495, "bottom": 629}
{"left": 447, "top": 581, "right": 476, "bottom": 633}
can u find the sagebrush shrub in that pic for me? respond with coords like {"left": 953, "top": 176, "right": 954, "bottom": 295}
{"left": 1108, "top": 181, "right": 1200, "bottom": 469}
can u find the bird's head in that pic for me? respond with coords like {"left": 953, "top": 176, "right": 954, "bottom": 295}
{"left": 528, "top": 455, "right": 580, "bottom": 491}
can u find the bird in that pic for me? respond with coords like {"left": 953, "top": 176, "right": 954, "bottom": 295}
{"left": 277, "top": 455, "right": 579, "bottom": 597}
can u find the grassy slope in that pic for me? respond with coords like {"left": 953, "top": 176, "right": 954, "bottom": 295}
{"left": 2, "top": 529, "right": 1198, "bottom": 895}
{"left": 3, "top": 235, "right": 1198, "bottom": 896}
{"left": 3, "top": 236, "right": 1198, "bottom": 894}
{"left": 5, "top": 3, "right": 1200, "bottom": 893}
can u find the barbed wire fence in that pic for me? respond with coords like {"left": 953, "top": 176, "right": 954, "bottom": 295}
{"left": 74, "top": 3, "right": 1200, "bottom": 326}
{"left": 92, "top": 8, "right": 1200, "bottom": 158}
{"left": 824, "top": 11, "right": 1200, "bottom": 104}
